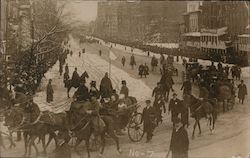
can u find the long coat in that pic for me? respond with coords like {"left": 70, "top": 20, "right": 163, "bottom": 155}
{"left": 46, "top": 83, "right": 54, "bottom": 103}
{"left": 120, "top": 85, "right": 129, "bottom": 98}
{"left": 142, "top": 106, "right": 157, "bottom": 134}
{"left": 74, "top": 85, "right": 89, "bottom": 101}
{"left": 170, "top": 126, "right": 189, "bottom": 158}
{"left": 71, "top": 71, "right": 80, "bottom": 88}
{"left": 168, "top": 98, "right": 182, "bottom": 122}
{"left": 100, "top": 77, "right": 113, "bottom": 98}
{"left": 63, "top": 73, "right": 70, "bottom": 88}
{"left": 238, "top": 84, "right": 247, "bottom": 100}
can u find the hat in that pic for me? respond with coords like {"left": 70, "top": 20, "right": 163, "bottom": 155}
{"left": 173, "top": 93, "right": 177, "bottom": 96}
{"left": 173, "top": 117, "right": 181, "bottom": 124}
{"left": 90, "top": 81, "right": 96, "bottom": 86}
{"left": 145, "top": 100, "right": 151, "bottom": 104}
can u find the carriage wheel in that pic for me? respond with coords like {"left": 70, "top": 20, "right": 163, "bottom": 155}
{"left": 128, "top": 113, "right": 144, "bottom": 142}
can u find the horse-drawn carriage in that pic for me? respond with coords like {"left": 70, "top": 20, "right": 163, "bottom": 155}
{"left": 99, "top": 97, "right": 145, "bottom": 142}
{"left": 68, "top": 96, "right": 145, "bottom": 152}
{"left": 185, "top": 61, "right": 201, "bottom": 82}
{"left": 198, "top": 67, "right": 235, "bottom": 112}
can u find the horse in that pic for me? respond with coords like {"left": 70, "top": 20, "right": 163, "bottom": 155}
{"left": 159, "top": 72, "right": 174, "bottom": 102}
{"left": 4, "top": 103, "right": 67, "bottom": 156}
{"left": 183, "top": 94, "right": 217, "bottom": 139}
{"left": 67, "top": 71, "right": 89, "bottom": 98}
{"left": 66, "top": 101, "right": 122, "bottom": 158}
{"left": 215, "top": 80, "right": 235, "bottom": 112}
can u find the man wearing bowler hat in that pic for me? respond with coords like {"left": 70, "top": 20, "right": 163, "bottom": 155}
{"left": 168, "top": 93, "right": 182, "bottom": 126}
{"left": 169, "top": 117, "right": 189, "bottom": 158}
{"left": 142, "top": 100, "right": 157, "bottom": 143}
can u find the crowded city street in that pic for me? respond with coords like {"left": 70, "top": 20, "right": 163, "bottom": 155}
{"left": 0, "top": 1, "right": 250, "bottom": 158}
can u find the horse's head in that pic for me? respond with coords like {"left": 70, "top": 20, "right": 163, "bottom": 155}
{"left": 81, "top": 71, "right": 89, "bottom": 79}
{"left": 3, "top": 108, "right": 24, "bottom": 129}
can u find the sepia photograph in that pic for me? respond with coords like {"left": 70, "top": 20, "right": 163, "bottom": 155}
{"left": 0, "top": 0, "right": 249, "bottom": 158}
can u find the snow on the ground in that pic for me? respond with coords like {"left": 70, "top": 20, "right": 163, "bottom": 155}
{"left": 31, "top": 35, "right": 153, "bottom": 114}
{"left": 91, "top": 36, "right": 250, "bottom": 78}
{"left": 67, "top": 35, "right": 152, "bottom": 103}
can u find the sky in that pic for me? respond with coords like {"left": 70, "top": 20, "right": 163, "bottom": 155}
{"left": 63, "top": 1, "right": 98, "bottom": 24}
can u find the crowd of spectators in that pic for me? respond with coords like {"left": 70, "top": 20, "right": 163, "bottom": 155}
{"left": 95, "top": 36, "right": 249, "bottom": 66}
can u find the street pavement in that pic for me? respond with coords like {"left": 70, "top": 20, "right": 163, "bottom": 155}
{"left": 1, "top": 36, "right": 250, "bottom": 158}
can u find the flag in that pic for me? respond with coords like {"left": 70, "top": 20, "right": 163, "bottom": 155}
{"left": 109, "top": 50, "right": 117, "bottom": 60}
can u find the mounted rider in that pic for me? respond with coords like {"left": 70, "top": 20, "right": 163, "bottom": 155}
{"left": 181, "top": 79, "right": 192, "bottom": 95}
{"left": 152, "top": 82, "right": 164, "bottom": 100}
{"left": 71, "top": 67, "right": 80, "bottom": 88}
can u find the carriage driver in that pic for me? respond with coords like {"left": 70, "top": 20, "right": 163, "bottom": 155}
{"left": 87, "top": 93, "right": 105, "bottom": 135}
{"left": 73, "top": 80, "right": 89, "bottom": 102}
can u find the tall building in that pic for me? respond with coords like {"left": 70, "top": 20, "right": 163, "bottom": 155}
{"left": 182, "top": 1, "right": 249, "bottom": 65}
{"left": 0, "top": 0, "right": 7, "bottom": 60}
{"left": 94, "top": 1, "right": 186, "bottom": 43}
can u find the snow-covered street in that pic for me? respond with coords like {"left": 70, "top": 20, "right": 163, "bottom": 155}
{"left": 1, "top": 36, "right": 250, "bottom": 158}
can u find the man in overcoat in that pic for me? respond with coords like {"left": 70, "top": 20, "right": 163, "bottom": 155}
{"left": 168, "top": 93, "right": 182, "bottom": 126}
{"left": 238, "top": 80, "right": 247, "bottom": 104}
{"left": 100, "top": 72, "right": 113, "bottom": 98}
{"left": 169, "top": 117, "right": 189, "bottom": 158}
{"left": 142, "top": 100, "right": 157, "bottom": 143}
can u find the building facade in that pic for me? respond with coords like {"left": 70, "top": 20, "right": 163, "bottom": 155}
{"left": 182, "top": 1, "right": 249, "bottom": 65}
{"left": 94, "top": 1, "right": 186, "bottom": 43}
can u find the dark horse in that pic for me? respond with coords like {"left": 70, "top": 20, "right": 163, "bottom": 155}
{"left": 183, "top": 94, "right": 217, "bottom": 139}
{"left": 67, "top": 71, "right": 89, "bottom": 98}
{"left": 66, "top": 101, "right": 122, "bottom": 158}
{"left": 4, "top": 102, "right": 67, "bottom": 156}
{"left": 159, "top": 72, "right": 174, "bottom": 102}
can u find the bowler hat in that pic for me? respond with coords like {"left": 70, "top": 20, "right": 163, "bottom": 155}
{"left": 145, "top": 100, "right": 151, "bottom": 104}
